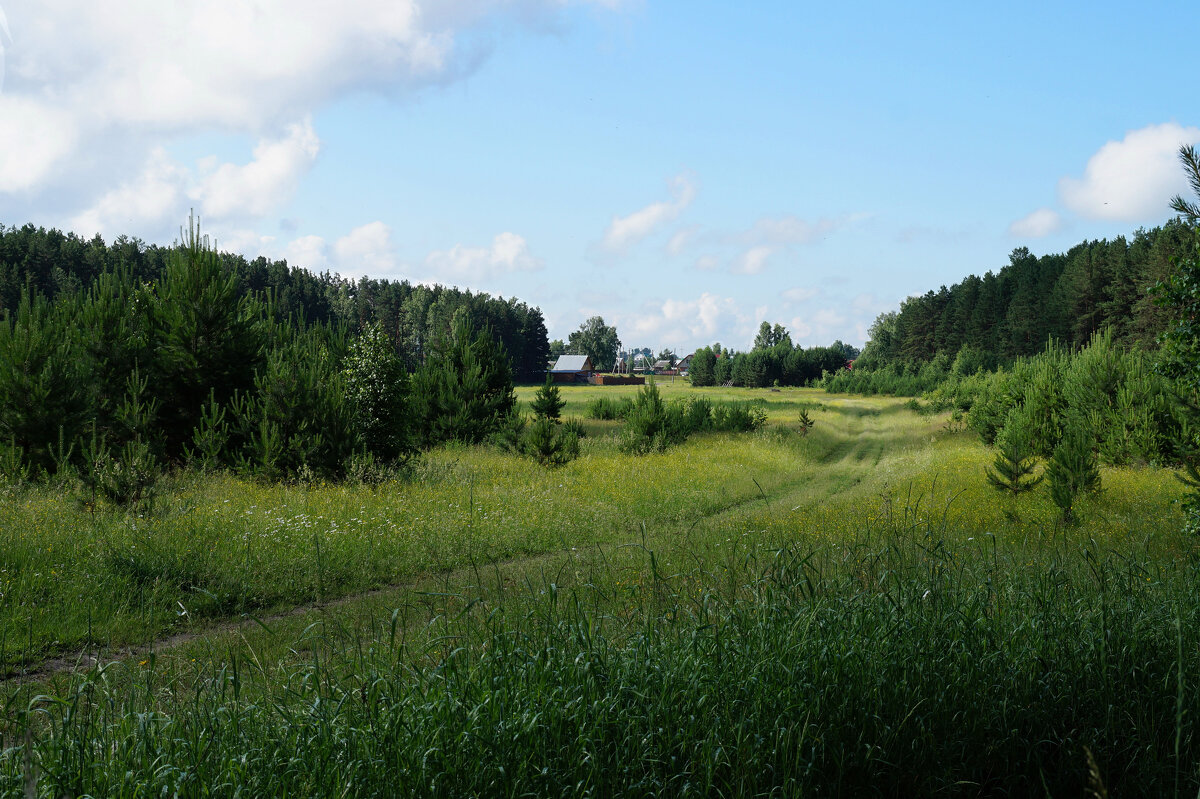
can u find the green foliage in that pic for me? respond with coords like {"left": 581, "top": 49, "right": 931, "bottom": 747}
{"left": 150, "top": 215, "right": 267, "bottom": 455}
{"left": 529, "top": 374, "right": 565, "bottom": 420}
{"left": 521, "top": 416, "right": 580, "bottom": 467}
{"left": 619, "top": 380, "right": 679, "bottom": 454}
{"left": 489, "top": 409, "right": 527, "bottom": 453}
{"left": 560, "top": 417, "right": 586, "bottom": 440}
{"left": 567, "top": 315, "right": 620, "bottom": 372}
{"left": 797, "top": 407, "right": 815, "bottom": 436}
{"left": 985, "top": 408, "right": 1042, "bottom": 497}
{"left": 1045, "top": 418, "right": 1100, "bottom": 523}
{"left": 344, "top": 322, "right": 411, "bottom": 462}
{"left": 620, "top": 382, "right": 768, "bottom": 455}
{"left": 411, "top": 316, "right": 516, "bottom": 447}
{"left": 186, "top": 390, "right": 229, "bottom": 473}
{"left": 0, "top": 290, "right": 87, "bottom": 475}
{"left": 689, "top": 347, "right": 717, "bottom": 386}
{"left": 585, "top": 395, "right": 634, "bottom": 420}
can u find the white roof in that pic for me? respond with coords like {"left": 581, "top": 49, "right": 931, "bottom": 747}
{"left": 551, "top": 354, "right": 592, "bottom": 372}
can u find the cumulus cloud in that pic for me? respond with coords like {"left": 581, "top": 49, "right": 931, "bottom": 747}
{"left": 66, "top": 123, "right": 320, "bottom": 240}
{"left": 0, "top": 96, "right": 78, "bottom": 192}
{"left": 193, "top": 118, "right": 320, "bottom": 219}
{"left": 284, "top": 235, "right": 330, "bottom": 270}
{"left": 622, "top": 292, "right": 758, "bottom": 348}
{"left": 425, "top": 232, "right": 542, "bottom": 283}
{"left": 69, "top": 147, "right": 189, "bottom": 238}
{"left": 602, "top": 172, "right": 696, "bottom": 253}
{"left": 1008, "top": 207, "right": 1062, "bottom": 238}
{"left": 1059, "top": 122, "right": 1200, "bottom": 221}
{"left": 334, "top": 221, "right": 399, "bottom": 277}
{"left": 1, "top": 0, "right": 620, "bottom": 234}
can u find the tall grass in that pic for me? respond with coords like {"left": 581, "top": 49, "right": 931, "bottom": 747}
{"left": 0, "top": 388, "right": 1194, "bottom": 795}
{"left": 3, "top": 492, "right": 1198, "bottom": 796}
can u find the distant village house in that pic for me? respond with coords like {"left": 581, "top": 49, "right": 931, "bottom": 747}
{"left": 549, "top": 354, "right": 594, "bottom": 383}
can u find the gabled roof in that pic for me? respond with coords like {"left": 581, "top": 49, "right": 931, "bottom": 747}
{"left": 551, "top": 354, "right": 593, "bottom": 372}
{"left": 653, "top": 359, "right": 672, "bottom": 369}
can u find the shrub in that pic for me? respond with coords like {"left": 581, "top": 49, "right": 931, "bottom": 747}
{"left": 521, "top": 416, "right": 579, "bottom": 467}
{"left": 585, "top": 396, "right": 633, "bottom": 420}
{"left": 619, "top": 381, "right": 679, "bottom": 455}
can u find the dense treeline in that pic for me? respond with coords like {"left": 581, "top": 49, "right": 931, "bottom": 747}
{"left": 690, "top": 324, "right": 858, "bottom": 387}
{"left": 853, "top": 221, "right": 1196, "bottom": 373}
{"left": 0, "top": 222, "right": 550, "bottom": 381}
{"left": 0, "top": 221, "right": 530, "bottom": 491}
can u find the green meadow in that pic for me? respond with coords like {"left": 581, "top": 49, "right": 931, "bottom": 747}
{"left": 1, "top": 386, "right": 1196, "bottom": 796}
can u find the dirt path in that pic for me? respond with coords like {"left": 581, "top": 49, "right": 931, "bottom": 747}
{"left": 6, "top": 400, "right": 926, "bottom": 687}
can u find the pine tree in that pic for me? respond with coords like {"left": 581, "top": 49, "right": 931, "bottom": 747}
{"left": 985, "top": 409, "right": 1042, "bottom": 497}
{"left": 411, "top": 316, "right": 516, "bottom": 446}
{"left": 1045, "top": 418, "right": 1100, "bottom": 524}
{"left": 529, "top": 374, "right": 565, "bottom": 420}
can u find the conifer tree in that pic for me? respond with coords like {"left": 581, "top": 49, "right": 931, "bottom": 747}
{"left": 151, "top": 213, "right": 266, "bottom": 457}
{"left": 1045, "top": 418, "right": 1100, "bottom": 524}
{"left": 529, "top": 374, "right": 564, "bottom": 420}
{"left": 985, "top": 408, "right": 1042, "bottom": 497}
{"left": 410, "top": 316, "right": 516, "bottom": 446}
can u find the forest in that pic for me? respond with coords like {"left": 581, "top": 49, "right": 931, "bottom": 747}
{"left": 0, "top": 221, "right": 551, "bottom": 380}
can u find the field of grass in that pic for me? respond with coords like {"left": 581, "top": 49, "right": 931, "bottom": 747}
{"left": 2, "top": 386, "right": 1197, "bottom": 796}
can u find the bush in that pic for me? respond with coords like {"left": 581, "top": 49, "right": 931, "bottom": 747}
{"left": 521, "top": 416, "right": 580, "bottom": 467}
{"left": 619, "top": 381, "right": 679, "bottom": 455}
{"left": 585, "top": 396, "right": 634, "bottom": 420}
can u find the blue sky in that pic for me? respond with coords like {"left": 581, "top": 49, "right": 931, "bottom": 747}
{"left": 1, "top": 0, "right": 1197, "bottom": 352}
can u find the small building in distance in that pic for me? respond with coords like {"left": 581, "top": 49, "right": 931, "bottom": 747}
{"left": 676, "top": 353, "right": 694, "bottom": 372}
{"left": 549, "top": 354, "right": 594, "bottom": 383}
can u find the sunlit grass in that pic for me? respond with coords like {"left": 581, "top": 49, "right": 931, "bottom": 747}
{"left": 0, "top": 387, "right": 1194, "bottom": 795}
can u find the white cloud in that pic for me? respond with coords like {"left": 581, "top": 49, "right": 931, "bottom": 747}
{"left": 69, "top": 147, "right": 189, "bottom": 238}
{"left": 1, "top": 0, "right": 622, "bottom": 228}
{"left": 334, "top": 221, "right": 398, "bottom": 277}
{"left": 425, "top": 232, "right": 542, "bottom": 283}
{"left": 66, "top": 122, "right": 319, "bottom": 240}
{"left": 284, "top": 235, "right": 329, "bottom": 270}
{"left": 666, "top": 225, "right": 699, "bottom": 256}
{"left": 788, "top": 308, "right": 846, "bottom": 345}
{"left": 782, "top": 287, "right": 819, "bottom": 304}
{"left": 622, "top": 292, "right": 757, "bottom": 349}
{"left": 1008, "top": 207, "right": 1062, "bottom": 238}
{"left": 193, "top": 119, "right": 320, "bottom": 219}
{"left": 1059, "top": 122, "right": 1200, "bottom": 221}
{"left": 602, "top": 172, "right": 696, "bottom": 252}
{"left": 681, "top": 212, "right": 857, "bottom": 276}
{"left": 733, "top": 245, "right": 774, "bottom": 275}
{"left": 0, "top": 96, "right": 78, "bottom": 192}
{"left": 742, "top": 215, "right": 837, "bottom": 246}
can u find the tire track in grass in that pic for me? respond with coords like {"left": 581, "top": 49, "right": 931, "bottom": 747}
{"left": 5, "top": 396, "right": 930, "bottom": 685}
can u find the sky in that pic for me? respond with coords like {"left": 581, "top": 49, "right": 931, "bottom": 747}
{"left": 1, "top": 1, "right": 1197, "bottom": 354}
